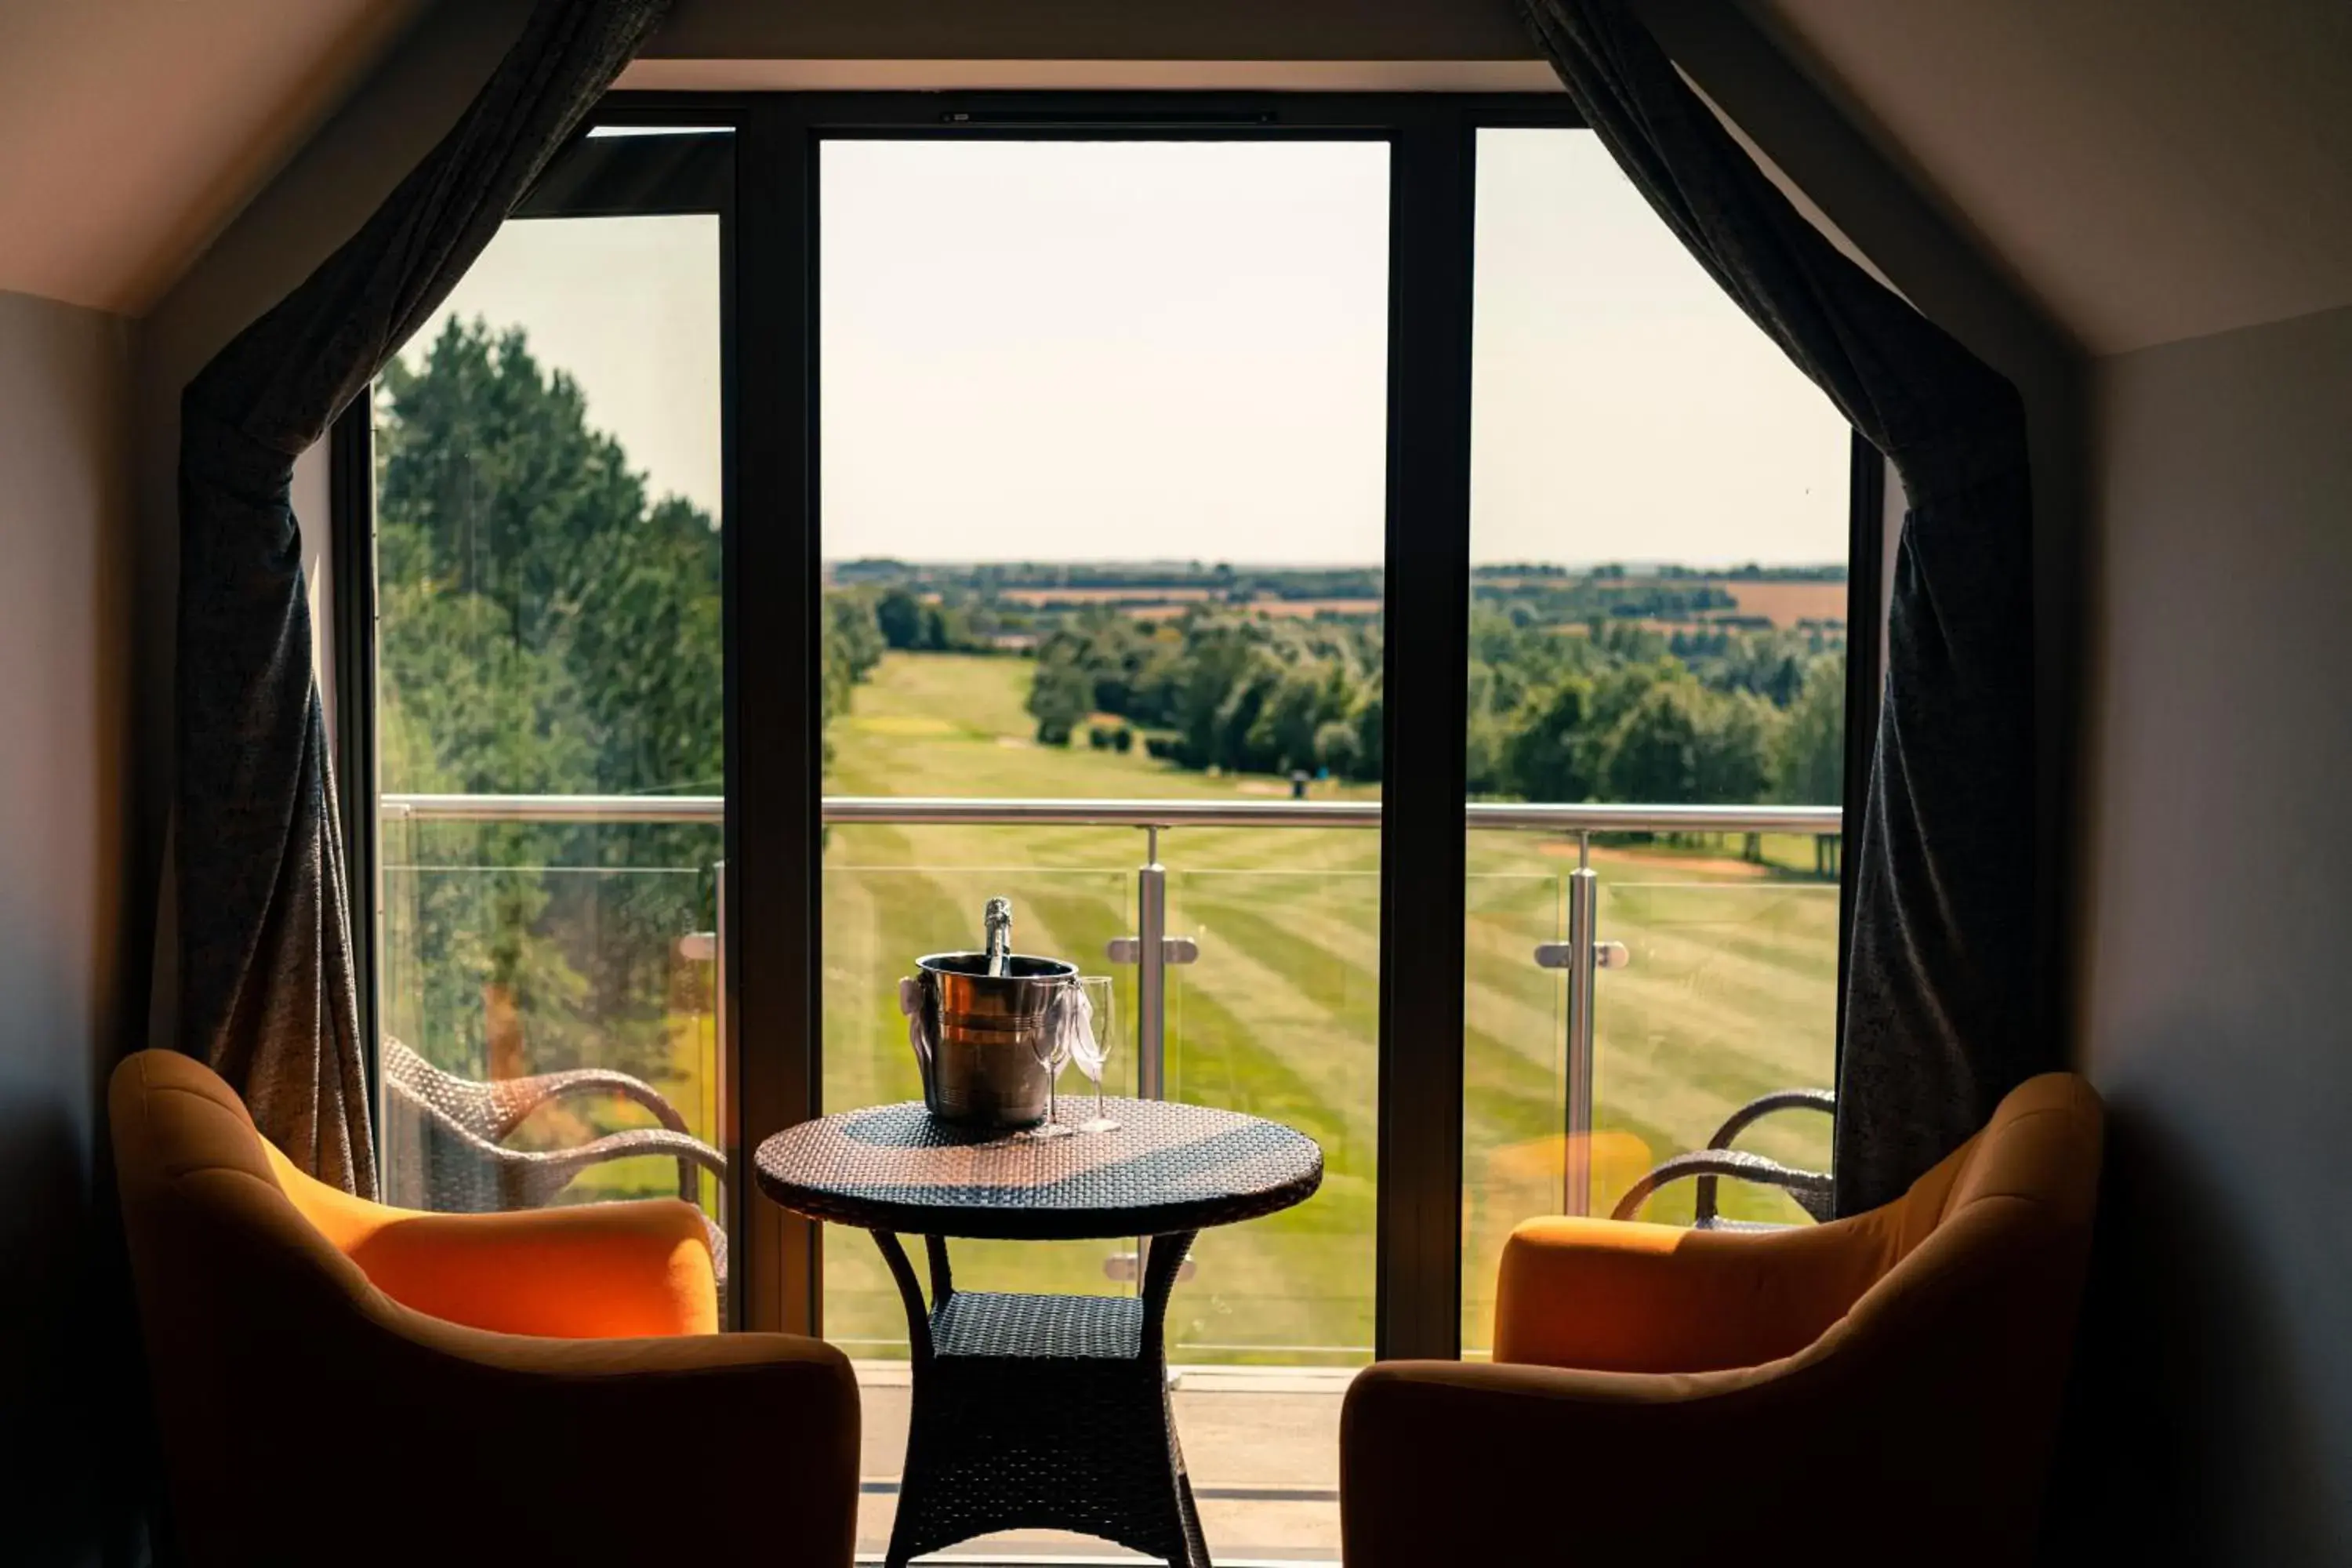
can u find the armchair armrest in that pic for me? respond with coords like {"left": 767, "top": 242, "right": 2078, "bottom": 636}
{"left": 1341, "top": 1359, "right": 1831, "bottom": 1566}
{"left": 1494, "top": 1214, "right": 1888, "bottom": 1374}
{"left": 362, "top": 1316, "right": 858, "bottom": 1566}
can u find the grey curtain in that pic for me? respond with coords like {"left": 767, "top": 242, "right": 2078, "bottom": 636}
{"left": 1519, "top": 0, "right": 2045, "bottom": 1213}
{"left": 176, "top": 0, "right": 670, "bottom": 1196}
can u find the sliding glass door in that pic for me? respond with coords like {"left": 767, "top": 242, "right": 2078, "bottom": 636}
{"left": 809, "top": 129, "right": 1392, "bottom": 1557}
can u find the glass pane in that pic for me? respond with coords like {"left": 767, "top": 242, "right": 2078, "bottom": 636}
{"left": 371, "top": 157, "right": 730, "bottom": 1273}
{"left": 1461, "top": 128, "right": 1853, "bottom": 1354}
{"left": 1165, "top": 854, "right": 1381, "bottom": 1368}
{"left": 1591, "top": 866, "right": 1840, "bottom": 1225}
{"left": 815, "top": 137, "right": 1388, "bottom": 1561}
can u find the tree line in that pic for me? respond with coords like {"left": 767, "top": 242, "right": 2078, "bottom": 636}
{"left": 1013, "top": 604, "right": 1847, "bottom": 808}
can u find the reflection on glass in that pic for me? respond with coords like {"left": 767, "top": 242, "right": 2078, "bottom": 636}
{"left": 1459, "top": 128, "right": 1852, "bottom": 1353}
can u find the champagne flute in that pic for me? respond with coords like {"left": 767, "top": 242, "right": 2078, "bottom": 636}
{"left": 1020, "top": 982, "right": 1078, "bottom": 1141}
{"left": 1068, "top": 975, "right": 1120, "bottom": 1133}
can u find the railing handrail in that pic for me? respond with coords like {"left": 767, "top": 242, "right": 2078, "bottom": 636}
{"left": 379, "top": 792, "right": 1842, "bottom": 836}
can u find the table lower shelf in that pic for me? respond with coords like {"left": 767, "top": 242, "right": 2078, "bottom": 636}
{"left": 931, "top": 1290, "right": 1144, "bottom": 1361}
{"left": 875, "top": 1232, "right": 1210, "bottom": 1568}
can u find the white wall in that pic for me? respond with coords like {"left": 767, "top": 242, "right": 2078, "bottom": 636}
{"left": 2065, "top": 301, "right": 2352, "bottom": 1562}
{"left": 0, "top": 286, "right": 136, "bottom": 1566}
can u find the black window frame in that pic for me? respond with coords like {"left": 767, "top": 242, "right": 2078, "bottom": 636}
{"left": 332, "top": 90, "right": 1884, "bottom": 1356}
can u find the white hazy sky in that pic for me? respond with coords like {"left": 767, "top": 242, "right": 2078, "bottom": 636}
{"left": 407, "top": 129, "right": 1849, "bottom": 568}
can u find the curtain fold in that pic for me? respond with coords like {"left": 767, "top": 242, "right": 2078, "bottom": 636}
{"left": 176, "top": 0, "right": 670, "bottom": 1196}
{"left": 1519, "top": 0, "right": 2048, "bottom": 1213}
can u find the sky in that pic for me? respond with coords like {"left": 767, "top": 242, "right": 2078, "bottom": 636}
{"left": 407, "top": 129, "right": 1850, "bottom": 568}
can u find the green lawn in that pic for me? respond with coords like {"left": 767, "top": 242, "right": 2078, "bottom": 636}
{"left": 818, "top": 652, "right": 1839, "bottom": 1359}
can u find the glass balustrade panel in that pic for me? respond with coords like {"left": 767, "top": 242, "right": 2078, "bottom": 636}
{"left": 1162, "top": 850, "right": 1381, "bottom": 1370}
{"left": 1592, "top": 843, "right": 1842, "bottom": 1227}
{"left": 379, "top": 821, "right": 724, "bottom": 1220}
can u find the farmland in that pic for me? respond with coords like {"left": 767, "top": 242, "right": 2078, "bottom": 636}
{"left": 817, "top": 652, "right": 1839, "bottom": 1360}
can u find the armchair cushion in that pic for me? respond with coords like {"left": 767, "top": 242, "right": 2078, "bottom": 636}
{"left": 264, "top": 1141, "right": 719, "bottom": 1338}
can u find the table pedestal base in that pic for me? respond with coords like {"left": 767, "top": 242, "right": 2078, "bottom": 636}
{"left": 873, "top": 1229, "right": 1207, "bottom": 1568}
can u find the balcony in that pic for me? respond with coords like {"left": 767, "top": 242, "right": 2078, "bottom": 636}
{"left": 378, "top": 791, "right": 1840, "bottom": 1563}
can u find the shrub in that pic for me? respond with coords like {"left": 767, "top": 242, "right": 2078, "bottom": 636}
{"left": 1112, "top": 725, "right": 1134, "bottom": 753}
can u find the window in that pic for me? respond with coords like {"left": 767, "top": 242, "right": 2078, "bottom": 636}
{"left": 1457, "top": 127, "right": 1862, "bottom": 1352}
{"left": 339, "top": 95, "right": 1878, "bottom": 1563}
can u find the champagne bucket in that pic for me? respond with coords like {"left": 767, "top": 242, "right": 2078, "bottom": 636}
{"left": 901, "top": 952, "right": 1078, "bottom": 1129}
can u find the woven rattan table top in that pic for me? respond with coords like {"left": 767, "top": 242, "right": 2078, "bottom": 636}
{"left": 753, "top": 1098, "right": 1323, "bottom": 1240}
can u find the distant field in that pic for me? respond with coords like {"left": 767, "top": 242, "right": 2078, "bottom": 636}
{"left": 816, "top": 652, "right": 1840, "bottom": 1359}
{"left": 1000, "top": 576, "right": 1838, "bottom": 630}
{"left": 1721, "top": 579, "right": 1847, "bottom": 627}
{"left": 1002, "top": 586, "right": 1218, "bottom": 605}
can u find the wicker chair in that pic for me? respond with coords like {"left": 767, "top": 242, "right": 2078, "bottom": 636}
{"left": 379, "top": 1035, "right": 729, "bottom": 1287}
{"left": 1610, "top": 1087, "right": 1835, "bottom": 1229}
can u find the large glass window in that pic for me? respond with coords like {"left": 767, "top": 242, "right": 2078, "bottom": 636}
{"left": 1459, "top": 128, "right": 1856, "bottom": 1352}
{"left": 368, "top": 132, "right": 731, "bottom": 1266}
{"left": 347, "top": 100, "right": 1875, "bottom": 1567}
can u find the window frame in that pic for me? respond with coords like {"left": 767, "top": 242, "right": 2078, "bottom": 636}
{"left": 332, "top": 89, "right": 1885, "bottom": 1355}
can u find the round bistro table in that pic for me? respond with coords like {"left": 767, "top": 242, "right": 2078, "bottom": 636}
{"left": 755, "top": 1098, "right": 1323, "bottom": 1568}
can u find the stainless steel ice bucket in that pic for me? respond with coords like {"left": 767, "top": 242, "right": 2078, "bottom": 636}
{"left": 901, "top": 951, "right": 1078, "bottom": 1129}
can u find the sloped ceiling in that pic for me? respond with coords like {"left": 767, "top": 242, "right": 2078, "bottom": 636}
{"left": 0, "top": 0, "right": 419, "bottom": 317}
{"left": 1738, "top": 0, "right": 2352, "bottom": 355}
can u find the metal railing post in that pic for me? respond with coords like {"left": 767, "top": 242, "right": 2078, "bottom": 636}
{"left": 1137, "top": 825, "right": 1167, "bottom": 1102}
{"left": 714, "top": 857, "right": 730, "bottom": 1225}
{"left": 1564, "top": 834, "right": 1597, "bottom": 1218}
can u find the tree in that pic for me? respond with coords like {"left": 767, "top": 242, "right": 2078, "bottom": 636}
{"left": 1601, "top": 679, "right": 1705, "bottom": 803}
{"left": 1349, "top": 690, "right": 1385, "bottom": 783}
{"left": 1313, "top": 719, "right": 1361, "bottom": 779}
{"left": 877, "top": 587, "right": 924, "bottom": 649}
{"left": 1027, "top": 658, "right": 1091, "bottom": 745}
{"left": 1773, "top": 655, "right": 1846, "bottom": 805}
{"left": 1695, "top": 690, "right": 1780, "bottom": 806}
{"left": 376, "top": 319, "right": 879, "bottom": 1086}
{"left": 1502, "top": 676, "right": 1596, "bottom": 803}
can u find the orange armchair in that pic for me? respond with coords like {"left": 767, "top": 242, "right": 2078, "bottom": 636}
{"left": 111, "top": 1050, "right": 858, "bottom": 1568}
{"left": 1342, "top": 1073, "right": 2102, "bottom": 1567}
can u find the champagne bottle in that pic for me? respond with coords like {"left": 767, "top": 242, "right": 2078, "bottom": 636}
{"left": 982, "top": 897, "right": 1013, "bottom": 977}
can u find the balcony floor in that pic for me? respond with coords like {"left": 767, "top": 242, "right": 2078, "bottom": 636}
{"left": 855, "top": 1361, "right": 1350, "bottom": 1563}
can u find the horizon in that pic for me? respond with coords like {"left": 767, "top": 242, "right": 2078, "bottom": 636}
{"left": 818, "top": 556, "right": 1847, "bottom": 572}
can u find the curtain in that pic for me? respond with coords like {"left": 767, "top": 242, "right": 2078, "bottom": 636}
{"left": 1519, "top": 0, "right": 2046, "bottom": 1213}
{"left": 176, "top": 0, "right": 670, "bottom": 1196}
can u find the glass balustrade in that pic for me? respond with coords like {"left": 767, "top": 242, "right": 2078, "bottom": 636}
{"left": 377, "top": 813, "right": 725, "bottom": 1229}
{"left": 379, "top": 799, "right": 1840, "bottom": 1370}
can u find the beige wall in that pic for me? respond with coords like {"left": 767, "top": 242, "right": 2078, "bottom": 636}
{"left": 0, "top": 286, "right": 136, "bottom": 1566}
{"left": 2055, "top": 302, "right": 2352, "bottom": 1563}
